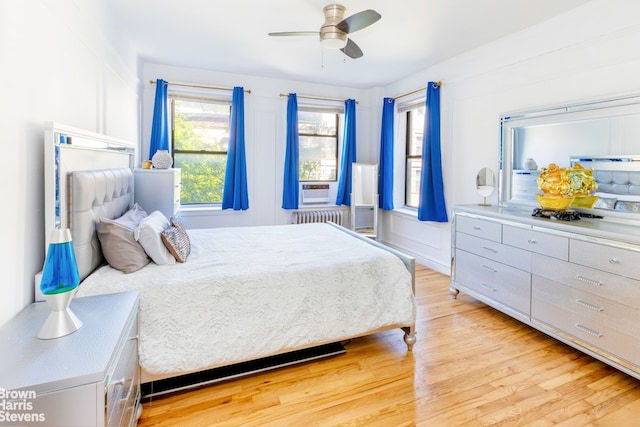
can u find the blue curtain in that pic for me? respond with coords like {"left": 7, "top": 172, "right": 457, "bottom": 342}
{"left": 379, "top": 97, "right": 395, "bottom": 210}
{"left": 417, "top": 82, "right": 448, "bottom": 222}
{"left": 282, "top": 94, "right": 299, "bottom": 209}
{"left": 149, "top": 79, "right": 169, "bottom": 159}
{"left": 336, "top": 99, "right": 357, "bottom": 206}
{"left": 222, "top": 87, "right": 249, "bottom": 210}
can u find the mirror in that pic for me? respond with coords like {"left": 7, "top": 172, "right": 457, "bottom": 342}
{"left": 499, "top": 94, "right": 640, "bottom": 217}
{"left": 476, "top": 167, "right": 495, "bottom": 206}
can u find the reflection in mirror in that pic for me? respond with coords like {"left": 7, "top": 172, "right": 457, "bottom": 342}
{"left": 500, "top": 93, "right": 640, "bottom": 219}
{"left": 476, "top": 167, "right": 495, "bottom": 206}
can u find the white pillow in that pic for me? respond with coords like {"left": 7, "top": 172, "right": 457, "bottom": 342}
{"left": 134, "top": 211, "right": 176, "bottom": 265}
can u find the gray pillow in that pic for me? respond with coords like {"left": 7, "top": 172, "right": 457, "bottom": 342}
{"left": 97, "top": 205, "right": 150, "bottom": 273}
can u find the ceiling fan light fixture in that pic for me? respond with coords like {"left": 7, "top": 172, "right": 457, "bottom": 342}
{"left": 320, "top": 33, "right": 348, "bottom": 49}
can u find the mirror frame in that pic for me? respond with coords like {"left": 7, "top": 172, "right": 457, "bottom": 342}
{"left": 499, "top": 93, "right": 640, "bottom": 213}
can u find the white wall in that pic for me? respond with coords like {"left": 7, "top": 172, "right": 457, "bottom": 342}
{"left": 0, "top": 0, "right": 139, "bottom": 326}
{"left": 140, "top": 63, "right": 375, "bottom": 229}
{"left": 378, "top": 0, "right": 640, "bottom": 274}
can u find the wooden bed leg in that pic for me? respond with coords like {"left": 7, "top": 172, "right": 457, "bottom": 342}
{"left": 402, "top": 326, "right": 416, "bottom": 351}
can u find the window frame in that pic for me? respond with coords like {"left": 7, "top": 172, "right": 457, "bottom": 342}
{"left": 169, "top": 92, "right": 232, "bottom": 206}
{"left": 297, "top": 105, "right": 340, "bottom": 183}
{"left": 399, "top": 99, "right": 426, "bottom": 209}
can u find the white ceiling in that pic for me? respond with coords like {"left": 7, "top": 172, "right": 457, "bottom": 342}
{"left": 101, "top": 0, "right": 592, "bottom": 89}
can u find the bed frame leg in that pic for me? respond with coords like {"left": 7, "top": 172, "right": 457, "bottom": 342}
{"left": 449, "top": 286, "right": 459, "bottom": 299}
{"left": 402, "top": 326, "right": 416, "bottom": 351}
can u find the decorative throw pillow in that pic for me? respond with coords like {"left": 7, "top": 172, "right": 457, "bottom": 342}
{"left": 593, "top": 197, "right": 617, "bottom": 210}
{"left": 161, "top": 226, "right": 190, "bottom": 263}
{"left": 170, "top": 217, "right": 191, "bottom": 255}
{"left": 160, "top": 217, "right": 191, "bottom": 263}
{"left": 97, "top": 215, "right": 150, "bottom": 273}
{"left": 135, "top": 211, "right": 176, "bottom": 265}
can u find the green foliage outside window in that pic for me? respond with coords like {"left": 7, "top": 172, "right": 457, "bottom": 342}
{"left": 172, "top": 99, "right": 230, "bottom": 205}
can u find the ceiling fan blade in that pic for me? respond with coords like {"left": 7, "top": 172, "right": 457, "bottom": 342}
{"left": 336, "top": 9, "right": 381, "bottom": 34}
{"left": 341, "top": 38, "right": 363, "bottom": 59}
{"left": 268, "top": 31, "right": 320, "bottom": 37}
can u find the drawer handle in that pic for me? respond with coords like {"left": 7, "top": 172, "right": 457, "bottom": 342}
{"left": 473, "top": 226, "right": 481, "bottom": 230}
{"left": 574, "top": 275, "right": 603, "bottom": 287}
{"left": 481, "top": 246, "right": 498, "bottom": 253}
{"left": 480, "top": 283, "right": 496, "bottom": 292}
{"left": 527, "top": 239, "right": 537, "bottom": 244}
{"left": 481, "top": 264, "right": 497, "bottom": 273}
{"left": 129, "top": 335, "right": 139, "bottom": 341}
{"left": 576, "top": 299, "right": 604, "bottom": 312}
{"left": 113, "top": 377, "right": 126, "bottom": 387}
{"left": 575, "top": 323, "right": 603, "bottom": 338}
{"left": 609, "top": 257, "right": 620, "bottom": 264}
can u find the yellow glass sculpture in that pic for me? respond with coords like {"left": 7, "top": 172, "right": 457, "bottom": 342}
{"left": 536, "top": 163, "right": 598, "bottom": 210}
{"left": 567, "top": 163, "right": 599, "bottom": 208}
{"left": 536, "top": 163, "right": 574, "bottom": 209}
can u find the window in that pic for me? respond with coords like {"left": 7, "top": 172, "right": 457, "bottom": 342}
{"left": 404, "top": 104, "right": 425, "bottom": 208}
{"left": 171, "top": 95, "right": 231, "bottom": 205}
{"left": 298, "top": 109, "right": 339, "bottom": 181}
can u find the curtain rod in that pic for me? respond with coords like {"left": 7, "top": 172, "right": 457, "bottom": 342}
{"left": 150, "top": 80, "right": 251, "bottom": 94}
{"left": 392, "top": 81, "right": 442, "bottom": 101}
{"left": 279, "top": 93, "right": 358, "bottom": 104}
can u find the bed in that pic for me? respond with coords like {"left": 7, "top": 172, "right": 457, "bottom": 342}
{"left": 43, "top": 123, "right": 416, "bottom": 395}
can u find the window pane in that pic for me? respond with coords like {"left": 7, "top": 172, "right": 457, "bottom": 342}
{"left": 408, "top": 106, "right": 425, "bottom": 156}
{"left": 172, "top": 97, "right": 230, "bottom": 205}
{"left": 406, "top": 158, "right": 422, "bottom": 208}
{"left": 299, "top": 136, "right": 337, "bottom": 181}
{"left": 298, "top": 111, "right": 337, "bottom": 136}
{"left": 174, "top": 99, "right": 229, "bottom": 152}
{"left": 174, "top": 153, "right": 226, "bottom": 204}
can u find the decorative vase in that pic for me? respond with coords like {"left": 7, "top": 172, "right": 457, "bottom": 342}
{"left": 152, "top": 150, "right": 173, "bottom": 169}
{"left": 524, "top": 158, "right": 538, "bottom": 170}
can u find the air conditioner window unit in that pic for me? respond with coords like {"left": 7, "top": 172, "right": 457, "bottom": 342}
{"left": 301, "top": 183, "right": 330, "bottom": 204}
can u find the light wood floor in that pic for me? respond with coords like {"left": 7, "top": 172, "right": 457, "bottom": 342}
{"left": 138, "top": 265, "right": 640, "bottom": 426}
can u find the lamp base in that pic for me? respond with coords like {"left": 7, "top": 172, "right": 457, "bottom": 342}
{"left": 37, "top": 291, "right": 83, "bottom": 339}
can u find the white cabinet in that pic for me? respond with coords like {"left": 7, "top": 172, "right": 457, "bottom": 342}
{"left": 350, "top": 163, "right": 378, "bottom": 238}
{"left": 134, "top": 168, "right": 181, "bottom": 218}
{"left": 0, "top": 291, "right": 140, "bottom": 427}
{"left": 451, "top": 204, "right": 640, "bottom": 380}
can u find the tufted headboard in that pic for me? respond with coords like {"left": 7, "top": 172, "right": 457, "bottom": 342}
{"left": 592, "top": 170, "right": 640, "bottom": 196}
{"left": 40, "top": 123, "right": 136, "bottom": 300}
{"left": 69, "top": 169, "right": 134, "bottom": 280}
{"left": 572, "top": 156, "right": 640, "bottom": 213}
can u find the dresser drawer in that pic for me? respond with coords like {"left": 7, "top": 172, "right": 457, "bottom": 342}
{"left": 106, "top": 311, "right": 139, "bottom": 427}
{"left": 503, "top": 225, "right": 568, "bottom": 260}
{"left": 532, "top": 277, "right": 640, "bottom": 366}
{"left": 455, "top": 249, "right": 531, "bottom": 314}
{"left": 456, "top": 232, "right": 531, "bottom": 272}
{"left": 532, "top": 253, "right": 640, "bottom": 308}
{"left": 532, "top": 275, "right": 640, "bottom": 335}
{"left": 570, "top": 239, "right": 640, "bottom": 280}
{"left": 456, "top": 215, "right": 502, "bottom": 243}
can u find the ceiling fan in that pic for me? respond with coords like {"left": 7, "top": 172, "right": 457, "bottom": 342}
{"left": 268, "top": 4, "right": 381, "bottom": 59}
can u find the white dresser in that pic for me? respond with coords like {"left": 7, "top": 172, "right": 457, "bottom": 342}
{"left": 0, "top": 291, "right": 140, "bottom": 427}
{"left": 451, "top": 204, "right": 640, "bottom": 380}
{"left": 134, "top": 168, "right": 181, "bottom": 218}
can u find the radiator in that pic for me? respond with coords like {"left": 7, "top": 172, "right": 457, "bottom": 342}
{"left": 292, "top": 209, "right": 344, "bottom": 226}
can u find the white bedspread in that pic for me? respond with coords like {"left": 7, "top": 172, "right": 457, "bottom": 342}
{"left": 77, "top": 223, "right": 415, "bottom": 377}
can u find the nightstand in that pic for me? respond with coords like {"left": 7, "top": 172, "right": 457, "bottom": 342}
{"left": 134, "top": 168, "right": 181, "bottom": 218}
{"left": 0, "top": 291, "right": 139, "bottom": 427}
